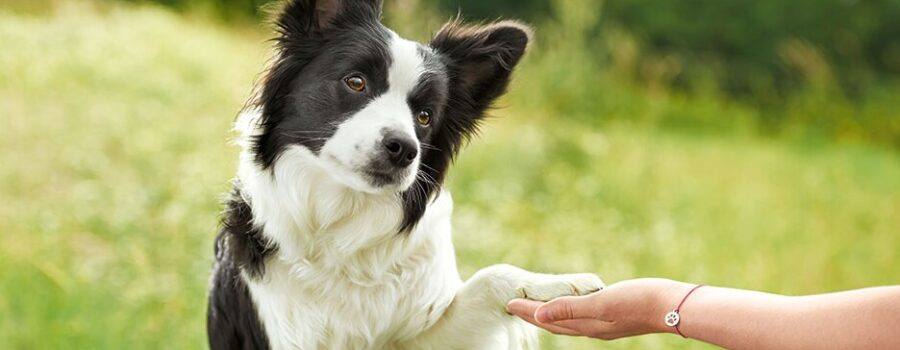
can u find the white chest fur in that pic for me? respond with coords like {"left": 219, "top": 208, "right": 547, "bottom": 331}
{"left": 238, "top": 142, "right": 463, "bottom": 350}
{"left": 245, "top": 233, "right": 459, "bottom": 350}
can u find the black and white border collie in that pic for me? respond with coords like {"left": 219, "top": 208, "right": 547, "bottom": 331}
{"left": 207, "top": 0, "right": 603, "bottom": 349}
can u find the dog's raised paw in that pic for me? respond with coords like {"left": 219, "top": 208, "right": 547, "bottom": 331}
{"left": 517, "top": 273, "right": 605, "bottom": 302}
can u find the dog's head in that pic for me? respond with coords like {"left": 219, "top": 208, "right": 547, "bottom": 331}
{"left": 251, "top": 0, "right": 530, "bottom": 230}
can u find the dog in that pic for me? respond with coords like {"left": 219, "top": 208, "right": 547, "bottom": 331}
{"left": 206, "top": 0, "right": 604, "bottom": 349}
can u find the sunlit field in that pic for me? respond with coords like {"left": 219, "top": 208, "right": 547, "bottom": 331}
{"left": 1, "top": 2, "right": 898, "bottom": 349}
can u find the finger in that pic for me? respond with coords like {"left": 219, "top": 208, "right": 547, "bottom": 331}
{"left": 534, "top": 295, "right": 601, "bottom": 323}
{"left": 549, "top": 319, "right": 615, "bottom": 338}
{"left": 506, "top": 299, "right": 542, "bottom": 317}
{"left": 507, "top": 299, "right": 582, "bottom": 336}
{"left": 520, "top": 314, "right": 585, "bottom": 336}
{"left": 551, "top": 320, "right": 653, "bottom": 341}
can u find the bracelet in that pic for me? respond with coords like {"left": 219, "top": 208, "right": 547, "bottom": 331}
{"left": 664, "top": 284, "right": 704, "bottom": 338}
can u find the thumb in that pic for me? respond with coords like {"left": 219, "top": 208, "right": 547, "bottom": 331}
{"left": 534, "top": 295, "right": 598, "bottom": 323}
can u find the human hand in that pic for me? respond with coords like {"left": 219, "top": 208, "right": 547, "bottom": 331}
{"left": 507, "top": 278, "right": 694, "bottom": 340}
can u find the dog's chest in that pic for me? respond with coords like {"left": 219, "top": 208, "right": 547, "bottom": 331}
{"left": 246, "top": 241, "right": 459, "bottom": 350}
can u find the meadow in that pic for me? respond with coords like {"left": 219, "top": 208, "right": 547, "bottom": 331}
{"left": 1, "top": 1, "right": 898, "bottom": 349}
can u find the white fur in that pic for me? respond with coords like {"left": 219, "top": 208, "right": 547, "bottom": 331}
{"left": 232, "top": 32, "right": 604, "bottom": 350}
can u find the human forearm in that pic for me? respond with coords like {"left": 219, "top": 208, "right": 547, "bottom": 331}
{"left": 787, "top": 287, "right": 900, "bottom": 349}
{"left": 669, "top": 285, "right": 799, "bottom": 349}
{"left": 668, "top": 285, "right": 900, "bottom": 350}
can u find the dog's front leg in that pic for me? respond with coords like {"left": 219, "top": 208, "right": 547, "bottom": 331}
{"left": 407, "top": 264, "right": 604, "bottom": 350}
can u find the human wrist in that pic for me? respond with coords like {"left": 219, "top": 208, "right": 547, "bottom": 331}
{"left": 649, "top": 279, "right": 696, "bottom": 334}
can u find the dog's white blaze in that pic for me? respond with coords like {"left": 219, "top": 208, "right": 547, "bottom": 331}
{"left": 385, "top": 32, "right": 428, "bottom": 107}
{"left": 319, "top": 32, "right": 427, "bottom": 194}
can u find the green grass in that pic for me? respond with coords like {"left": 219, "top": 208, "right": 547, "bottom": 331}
{"left": 1, "top": 2, "right": 898, "bottom": 349}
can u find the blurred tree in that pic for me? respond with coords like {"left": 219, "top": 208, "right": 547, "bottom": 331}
{"left": 120, "top": 0, "right": 273, "bottom": 20}
{"left": 436, "top": 0, "right": 551, "bottom": 22}
{"left": 608, "top": 0, "right": 900, "bottom": 93}
{"left": 437, "top": 0, "right": 900, "bottom": 97}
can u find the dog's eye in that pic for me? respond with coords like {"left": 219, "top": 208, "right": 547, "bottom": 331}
{"left": 415, "top": 109, "right": 433, "bottom": 126}
{"left": 344, "top": 76, "right": 366, "bottom": 92}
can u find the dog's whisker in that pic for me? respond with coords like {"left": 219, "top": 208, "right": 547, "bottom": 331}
{"left": 421, "top": 143, "right": 442, "bottom": 152}
{"left": 419, "top": 163, "right": 439, "bottom": 174}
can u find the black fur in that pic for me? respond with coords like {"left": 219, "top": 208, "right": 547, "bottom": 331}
{"left": 207, "top": 185, "right": 274, "bottom": 349}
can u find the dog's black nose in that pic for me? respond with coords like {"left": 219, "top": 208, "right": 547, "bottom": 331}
{"left": 382, "top": 132, "right": 418, "bottom": 168}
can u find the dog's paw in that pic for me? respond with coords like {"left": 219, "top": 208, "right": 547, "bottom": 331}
{"left": 517, "top": 273, "right": 605, "bottom": 302}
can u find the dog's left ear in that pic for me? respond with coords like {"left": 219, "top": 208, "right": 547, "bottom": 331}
{"left": 430, "top": 20, "right": 531, "bottom": 115}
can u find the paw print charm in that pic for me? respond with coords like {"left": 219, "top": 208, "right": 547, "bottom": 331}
{"left": 664, "top": 311, "right": 681, "bottom": 327}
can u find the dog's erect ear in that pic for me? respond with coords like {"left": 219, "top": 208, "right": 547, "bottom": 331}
{"left": 430, "top": 20, "right": 531, "bottom": 116}
{"left": 397, "top": 21, "right": 529, "bottom": 232}
{"left": 275, "top": 0, "right": 384, "bottom": 35}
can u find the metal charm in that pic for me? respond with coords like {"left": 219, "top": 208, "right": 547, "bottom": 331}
{"left": 664, "top": 311, "right": 681, "bottom": 327}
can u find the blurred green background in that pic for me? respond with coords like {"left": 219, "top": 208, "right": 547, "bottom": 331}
{"left": 1, "top": 0, "right": 898, "bottom": 349}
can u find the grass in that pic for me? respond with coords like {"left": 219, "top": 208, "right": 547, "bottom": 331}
{"left": 1, "top": 2, "right": 898, "bottom": 349}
